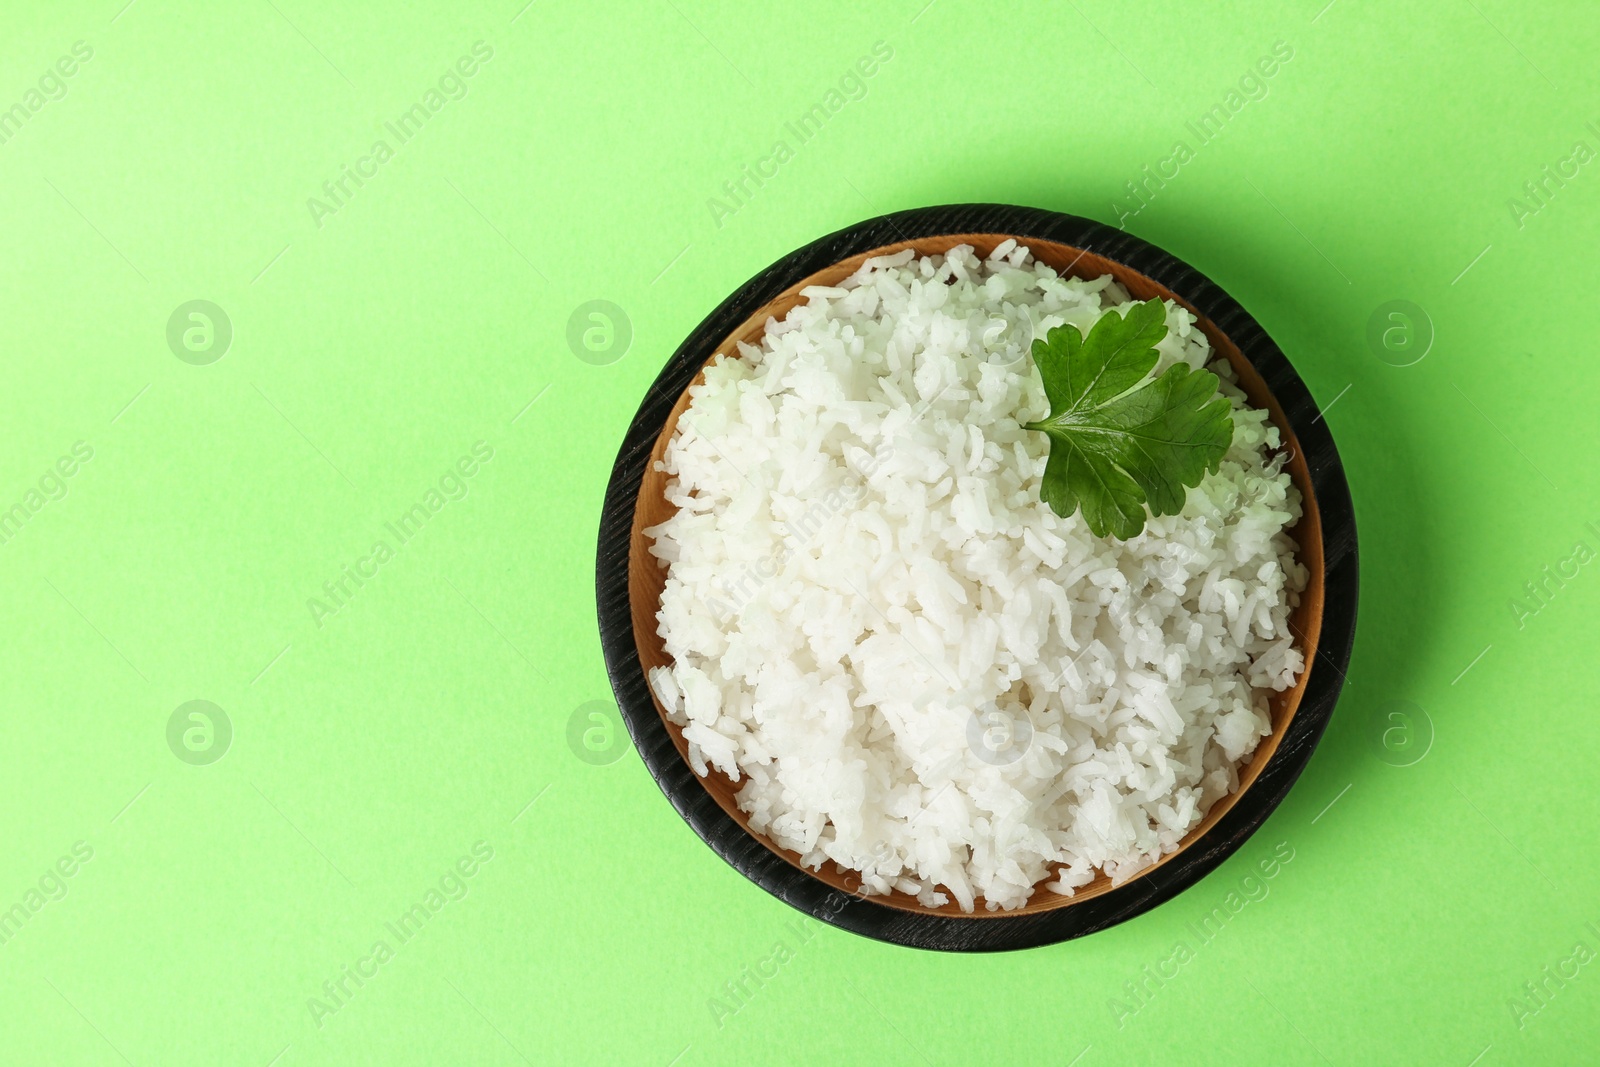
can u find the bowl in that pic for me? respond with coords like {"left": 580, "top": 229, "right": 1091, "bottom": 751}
{"left": 597, "top": 204, "right": 1357, "bottom": 951}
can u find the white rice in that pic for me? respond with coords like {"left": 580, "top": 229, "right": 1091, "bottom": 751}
{"left": 645, "top": 241, "right": 1306, "bottom": 912}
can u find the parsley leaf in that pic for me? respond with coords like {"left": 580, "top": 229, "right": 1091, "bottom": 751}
{"left": 1022, "top": 298, "right": 1234, "bottom": 539}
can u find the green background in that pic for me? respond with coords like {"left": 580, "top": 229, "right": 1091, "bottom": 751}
{"left": 1, "top": 0, "right": 1595, "bottom": 1063}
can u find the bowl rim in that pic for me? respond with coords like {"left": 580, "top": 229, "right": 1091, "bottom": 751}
{"left": 596, "top": 203, "right": 1358, "bottom": 952}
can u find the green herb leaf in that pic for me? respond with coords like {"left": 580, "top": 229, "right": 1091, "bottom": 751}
{"left": 1022, "top": 298, "right": 1233, "bottom": 539}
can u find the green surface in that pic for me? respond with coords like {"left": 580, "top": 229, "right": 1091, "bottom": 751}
{"left": 1, "top": 1, "right": 1596, "bottom": 1064}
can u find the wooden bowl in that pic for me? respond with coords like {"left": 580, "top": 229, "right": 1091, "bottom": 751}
{"left": 598, "top": 205, "right": 1357, "bottom": 951}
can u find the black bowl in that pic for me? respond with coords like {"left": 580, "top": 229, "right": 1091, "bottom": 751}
{"left": 597, "top": 204, "right": 1357, "bottom": 951}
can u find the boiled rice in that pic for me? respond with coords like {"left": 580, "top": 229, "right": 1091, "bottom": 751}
{"left": 645, "top": 241, "right": 1306, "bottom": 912}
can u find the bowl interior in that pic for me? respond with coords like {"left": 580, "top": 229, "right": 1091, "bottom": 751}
{"left": 628, "top": 233, "right": 1325, "bottom": 916}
